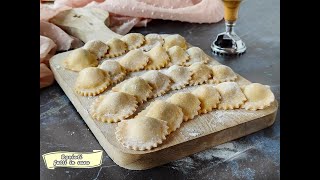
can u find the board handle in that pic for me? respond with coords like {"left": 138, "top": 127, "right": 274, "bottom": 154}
{"left": 50, "top": 8, "right": 122, "bottom": 43}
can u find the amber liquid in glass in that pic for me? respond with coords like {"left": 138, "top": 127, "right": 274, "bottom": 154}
{"left": 222, "top": 0, "right": 242, "bottom": 22}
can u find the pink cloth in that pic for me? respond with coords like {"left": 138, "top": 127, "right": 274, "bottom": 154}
{"left": 40, "top": 63, "right": 55, "bottom": 88}
{"left": 40, "top": 20, "right": 84, "bottom": 89}
{"left": 40, "top": 3, "right": 71, "bottom": 21}
{"left": 40, "top": 36, "right": 57, "bottom": 88}
{"left": 53, "top": 0, "right": 104, "bottom": 9}
{"left": 40, "top": 20, "right": 83, "bottom": 51}
{"left": 86, "top": 0, "right": 224, "bottom": 23}
{"left": 40, "top": 36, "right": 57, "bottom": 64}
{"left": 135, "top": 0, "right": 198, "bottom": 8}
{"left": 46, "top": 0, "right": 224, "bottom": 35}
{"left": 108, "top": 13, "right": 151, "bottom": 35}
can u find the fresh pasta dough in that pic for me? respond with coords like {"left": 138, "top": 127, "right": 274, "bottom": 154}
{"left": 83, "top": 40, "right": 109, "bottom": 60}
{"left": 98, "top": 60, "right": 126, "bottom": 83}
{"left": 105, "top": 38, "right": 127, "bottom": 58}
{"left": 74, "top": 67, "right": 111, "bottom": 96}
{"left": 144, "top": 44, "right": 170, "bottom": 70}
{"left": 142, "top": 100, "right": 184, "bottom": 134}
{"left": 192, "top": 85, "right": 221, "bottom": 113}
{"left": 142, "top": 33, "right": 164, "bottom": 51}
{"left": 167, "top": 46, "right": 189, "bottom": 66}
{"left": 118, "top": 49, "right": 150, "bottom": 72}
{"left": 115, "top": 116, "right": 169, "bottom": 151}
{"left": 185, "top": 47, "right": 210, "bottom": 66}
{"left": 216, "top": 82, "right": 247, "bottom": 110}
{"left": 210, "top": 65, "right": 237, "bottom": 83}
{"left": 121, "top": 33, "right": 145, "bottom": 50}
{"left": 241, "top": 83, "right": 275, "bottom": 110}
{"left": 63, "top": 48, "right": 98, "bottom": 72}
{"left": 140, "top": 70, "right": 172, "bottom": 97}
{"left": 112, "top": 77, "right": 153, "bottom": 104}
{"left": 188, "top": 62, "right": 213, "bottom": 85}
{"left": 90, "top": 91, "right": 138, "bottom": 123}
{"left": 166, "top": 92, "right": 201, "bottom": 121}
{"left": 165, "top": 65, "right": 192, "bottom": 90}
{"left": 163, "top": 34, "right": 188, "bottom": 50}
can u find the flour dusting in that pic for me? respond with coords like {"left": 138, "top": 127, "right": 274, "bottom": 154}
{"left": 194, "top": 148, "right": 238, "bottom": 160}
{"left": 170, "top": 157, "right": 196, "bottom": 174}
{"left": 169, "top": 142, "right": 249, "bottom": 175}
{"left": 193, "top": 142, "right": 239, "bottom": 161}
{"left": 181, "top": 128, "right": 202, "bottom": 140}
{"left": 215, "top": 142, "right": 235, "bottom": 150}
{"left": 189, "top": 132, "right": 200, "bottom": 137}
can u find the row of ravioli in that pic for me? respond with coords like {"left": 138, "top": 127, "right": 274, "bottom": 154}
{"left": 88, "top": 63, "right": 275, "bottom": 125}
{"left": 114, "top": 81, "right": 275, "bottom": 151}
{"left": 62, "top": 33, "right": 202, "bottom": 73}
{"left": 70, "top": 47, "right": 210, "bottom": 96}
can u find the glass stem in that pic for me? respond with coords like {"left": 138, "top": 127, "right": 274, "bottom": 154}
{"left": 225, "top": 21, "right": 236, "bottom": 34}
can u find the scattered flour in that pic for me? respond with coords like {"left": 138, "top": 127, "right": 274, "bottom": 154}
{"left": 182, "top": 128, "right": 201, "bottom": 140}
{"left": 170, "top": 157, "right": 196, "bottom": 174}
{"left": 84, "top": 109, "right": 90, "bottom": 115}
{"left": 169, "top": 142, "right": 250, "bottom": 175}
{"left": 189, "top": 132, "right": 201, "bottom": 137}
{"left": 194, "top": 148, "right": 239, "bottom": 160}
{"left": 215, "top": 142, "right": 235, "bottom": 150}
{"left": 193, "top": 142, "right": 239, "bottom": 161}
{"left": 56, "top": 65, "right": 61, "bottom": 69}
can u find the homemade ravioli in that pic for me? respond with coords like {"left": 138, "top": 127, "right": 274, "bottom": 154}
{"left": 185, "top": 47, "right": 210, "bottom": 66}
{"left": 98, "top": 60, "right": 126, "bottom": 83}
{"left": 138, "top": 100, "right": 183, "bottom": 134}
{"left": 163, "top": 34, "right": 187, "bottom": 50}
{"left": 241, "top": 83, "right": 275, "bottom": 110}
{"left": 165, "top": 65, "right": 192, "bottom": 90}
{"left": 188, "top": 63, "right": 213, "bottom": 85}
{"left": 105, "top": 38, "right": 127, "bottom": 58}
{"left": 74, "top": 67, "right": 111, "bottom": 96}
{"left": 216, "top": 82, "right": 247, "bottom": 110}
{"left": 166, "top": 92, "right": 201, "bottom": 121}
{"left": 63, "top": 48, "right": 98, "bottom": 72}
{"left": 142, "top": 33, "right": 164, "bottom": 51}
{"left": 140, "top": 70, "right": 172, "bottom": 97}
{"left": 90, "top": 91, "right": 138, "bottom": 123}
{"left": 167, "top": 46, "right": 189, "bottom": 66}
{"left": 210, "top": 65, "right": 237, "bottom": 83}
{"left": 118, "top": 49, "right": 149, "bottom": 72}
{"left": 121, "top": 33, "right": 145, "bottom": 50}
{"left": 83, "top": 40, "right": 109, "bottom": 60}
{"left": 115, "top": 116, "right": 169, "bottom": 151}
{"left": 112, "top": 77, "right": 153, "bottom": 104}
{"left": 144, "top": 44, "right": 170, "bottom": 70}
{"left": 192, "top": 85, "right": 221, "bottom": 113}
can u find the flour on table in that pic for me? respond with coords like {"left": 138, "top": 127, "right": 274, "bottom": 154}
{"left": 215, "top": 142, "right": 235, "bottom": 150}
{"left": 170, "top": 157, "right": 196, "bottom": 174}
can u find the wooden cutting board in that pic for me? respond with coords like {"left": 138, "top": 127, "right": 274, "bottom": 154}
{"left": 49, "top": 8, "right": 278, "bottom": 170}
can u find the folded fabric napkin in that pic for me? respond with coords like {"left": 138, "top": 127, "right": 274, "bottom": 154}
{"left": 85, "top": 0, "right": 223, "bottom": 23}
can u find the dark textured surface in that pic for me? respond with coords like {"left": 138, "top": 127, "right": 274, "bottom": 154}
{"left": 40, "top": 0, "right": 280, "bottom": 179}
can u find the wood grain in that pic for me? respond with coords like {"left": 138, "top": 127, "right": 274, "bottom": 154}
{"left": 49, "top": 8, "right": 122, "bottom": 43}
{"left": 49, "top": 39, "right": 278, "bottom": 169}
